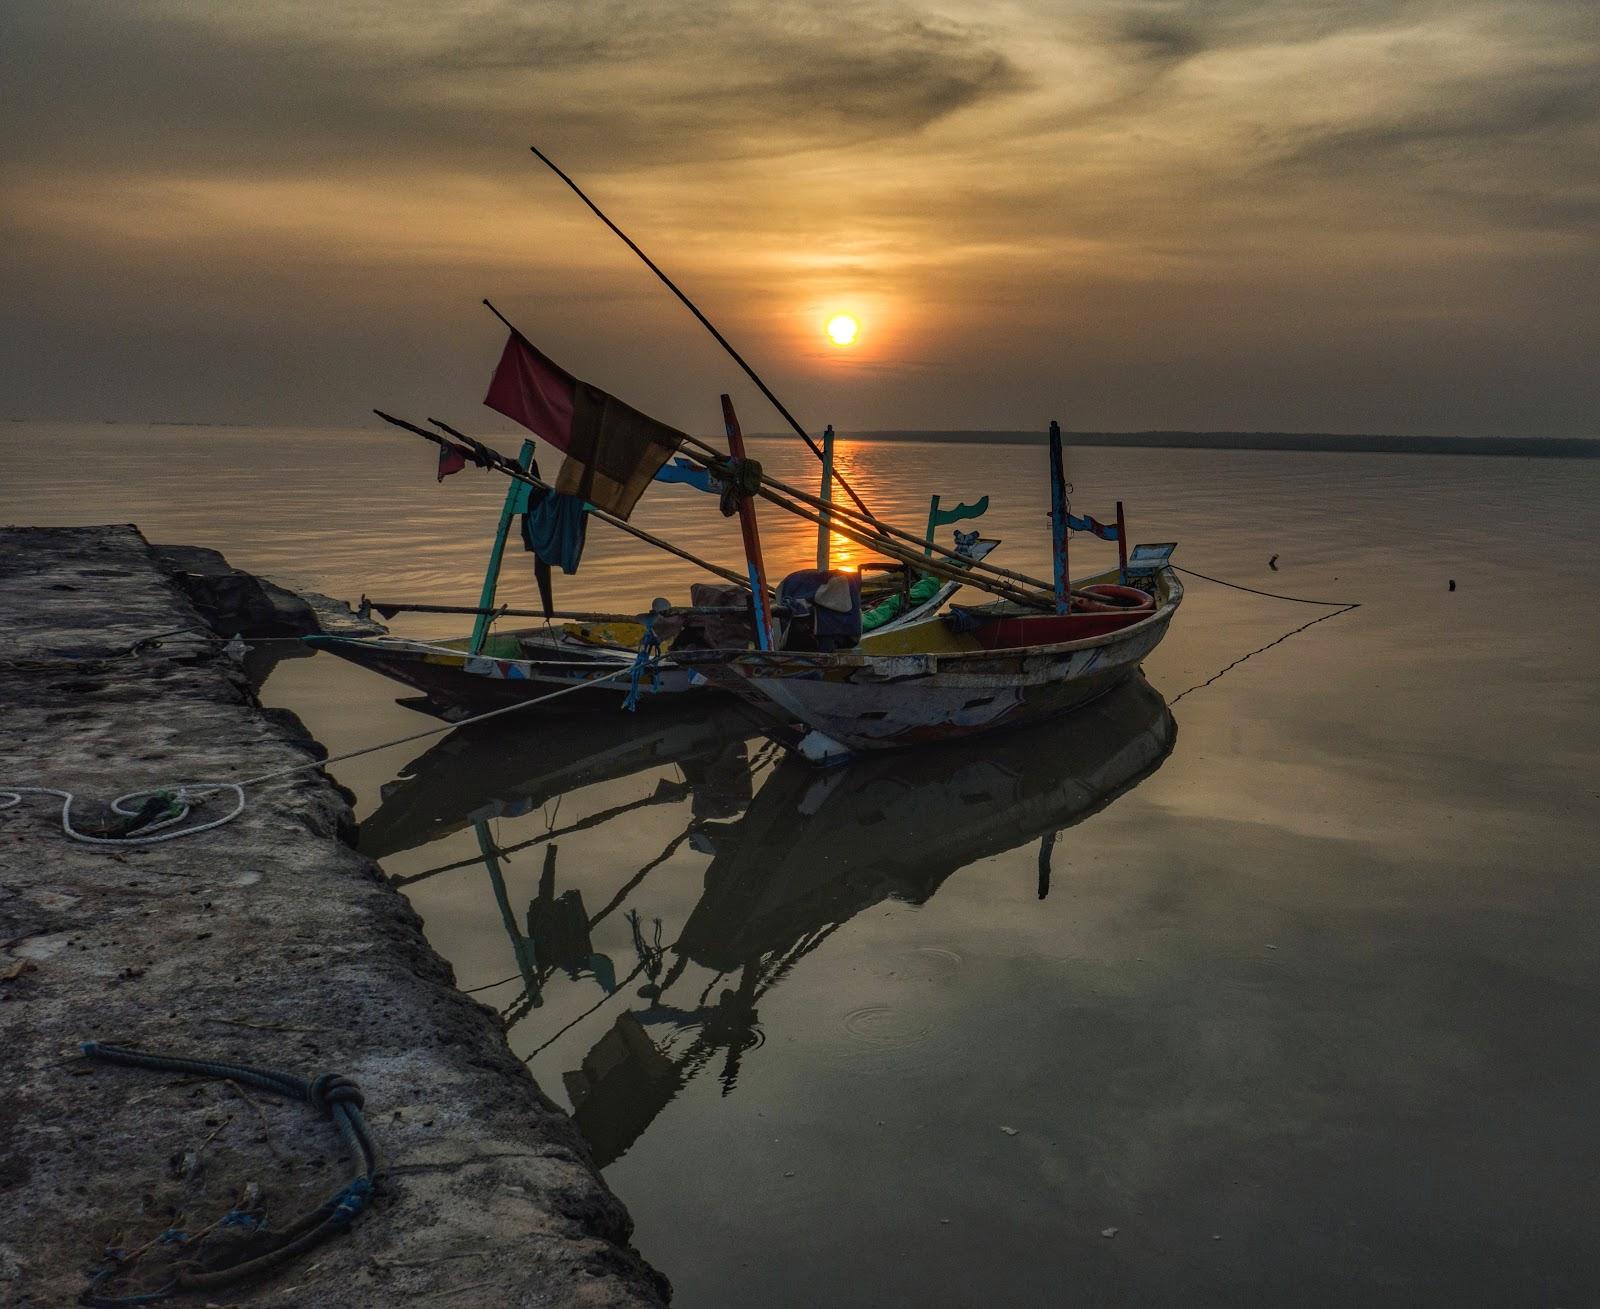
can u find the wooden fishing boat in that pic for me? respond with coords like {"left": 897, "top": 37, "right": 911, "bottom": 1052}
{"left": 304, "top": 536, "right": 997, "bottom": 719}
{"left": 306, "top": 442, "right": 999, "bottom": 722}
{"left": 678, "top": 558, "right": 1181, "bottom": 760}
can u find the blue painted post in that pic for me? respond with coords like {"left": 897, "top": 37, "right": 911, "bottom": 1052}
{"left": 816, "top": 423, "right": 834, "bottom": 571}
{"left": 1048, "top": 420, "right": 1070, "bottom": 614}
{"left": 470, "top": 439, "right": 536, "bottom": 654}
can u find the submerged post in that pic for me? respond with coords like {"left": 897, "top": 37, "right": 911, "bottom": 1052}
{"left": 470, "top": 439, "right": 536, "bottom": 654}
{"left": 816, "top": 423, "right": 834, "bottom": 571}
{"left": 721, "top": 395, "right": 775, "bottom": 651}
{"left": 1115, "top": 500, "right": 1128, "bottom": 582}
{"left": 1048, "top": 420, "right": 1070, "bottom": 614}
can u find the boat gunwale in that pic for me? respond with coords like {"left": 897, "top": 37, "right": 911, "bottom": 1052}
{"left": 679, "top": 566, "right": 1183, "bottom": 676}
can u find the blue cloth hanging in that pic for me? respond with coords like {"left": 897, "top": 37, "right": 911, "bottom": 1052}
{"left": 521, "top": 488, "right": 589, "bottom": 574}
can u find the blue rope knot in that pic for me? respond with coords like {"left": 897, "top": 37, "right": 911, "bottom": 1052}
{"left": 306, "top": 1073, "right": 364, "bottom": 1116}
{"left": 621, "top": 615, "right": 663, "bottom": 714}
{"left": 327, "top": 1177, "right": 374, "bottom": 1229}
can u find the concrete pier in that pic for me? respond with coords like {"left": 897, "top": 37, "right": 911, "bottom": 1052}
{"left": 0, "top": 526, "right": 668, "bottom": 1306}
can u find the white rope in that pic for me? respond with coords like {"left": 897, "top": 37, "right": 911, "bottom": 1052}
{"left": 0, "top": 784, "right": 246, "bottom": 847}
{"left": 0, "top": 666, "right": 632, "bottom": 848}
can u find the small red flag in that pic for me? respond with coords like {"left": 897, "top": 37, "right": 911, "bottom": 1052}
{"left": 437, "top": 442, "right": 468, "bottom": 482}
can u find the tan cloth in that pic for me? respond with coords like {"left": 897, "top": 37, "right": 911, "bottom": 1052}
{"left": 555, "top": 382, "right": 684, "bottom": 519}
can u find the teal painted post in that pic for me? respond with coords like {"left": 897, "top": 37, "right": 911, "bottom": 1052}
{"left": 470, "top": 439, "right": 536, "bottom": 654}
{"left": 1048, "top": 421, "right": 1070, "bottom": 614}
{"left": 816, "top": 423, "right": 834, "bottom": 570}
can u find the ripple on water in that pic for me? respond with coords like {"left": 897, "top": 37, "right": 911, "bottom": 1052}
{"left": 841, "top": 1003, "right": 932, "bottom": 1054}
{"left": 888, "top": 945, "right": 965, "bottom": 983}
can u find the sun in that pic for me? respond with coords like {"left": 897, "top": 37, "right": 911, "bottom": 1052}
{"left": 825, "top": 314, "right": 859, "bottom": 347}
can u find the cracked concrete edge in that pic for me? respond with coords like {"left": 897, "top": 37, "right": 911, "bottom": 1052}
{"left": 0, "top": 525, "right": 672, "bottom": 1307}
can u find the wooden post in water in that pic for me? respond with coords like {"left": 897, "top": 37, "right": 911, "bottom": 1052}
{"left": 1115, "top": 500, "right": 1128, "bottom": 582}
{"left": 722, "top": 395, "right": 775, "bottom": 650}
{"left": 816, "top": 423, "right": 834, "bottom": 571}
{"left": 1048, "top": 420, "right": 1071, "bottom": 614}
{"left": 470, "top": 439, "right": 536, "bottom": 654}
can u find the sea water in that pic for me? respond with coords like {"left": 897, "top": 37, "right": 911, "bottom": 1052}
{"left": 5, "top": 422, "right": 1598, "bottom": 1304}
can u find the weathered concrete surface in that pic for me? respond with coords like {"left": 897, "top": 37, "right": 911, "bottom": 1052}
{"left": 0, "top": 526, "right": 669, "bottom": 1307}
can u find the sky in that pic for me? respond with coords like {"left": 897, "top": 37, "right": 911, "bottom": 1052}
{"left": 2, "top": 0, "right": 1596, "bottom": 437}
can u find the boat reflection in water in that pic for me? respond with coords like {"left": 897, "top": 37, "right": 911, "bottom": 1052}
{"left": 359, "top": 698, "right": 764, "bottom": 861}
{"left": 364, "top": 676, "right": 1175, "bottom": 1167}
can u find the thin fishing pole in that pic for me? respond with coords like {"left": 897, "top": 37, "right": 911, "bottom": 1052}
{"left": 526, "top": 143, "right": 882, "bottom": 525}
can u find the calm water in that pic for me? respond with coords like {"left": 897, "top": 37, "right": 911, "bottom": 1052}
{"left": 5, "top": 423, "right": 1599, "bottom": 1304}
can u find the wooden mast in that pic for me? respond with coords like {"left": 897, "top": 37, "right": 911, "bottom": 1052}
{"left": 1049, "top": 420, "right": 1071, "bottom": 614}
{"left": 1115, "top": 500, "right": 1128, "bottom": 582}
{"left": 816, "top": 423, "right": 834, "bottom": 571}
{"left": 721, "top": 395, "right": 775, "bottom": 650}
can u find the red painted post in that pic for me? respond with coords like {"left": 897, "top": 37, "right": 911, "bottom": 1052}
{"left": 1115, "top": 500, "right": 1128, "bottom": 581}
{"left": 721, "top": 394, "right": 775, "bottom": 650}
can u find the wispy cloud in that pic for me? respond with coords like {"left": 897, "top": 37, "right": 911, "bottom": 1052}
{"left": 1, "top": 0, "right": 1596, "bottom": 434}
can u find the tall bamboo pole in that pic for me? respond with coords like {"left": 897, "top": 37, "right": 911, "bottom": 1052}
{"left": 526, "top": 145, "right": 882, "bottom": 525}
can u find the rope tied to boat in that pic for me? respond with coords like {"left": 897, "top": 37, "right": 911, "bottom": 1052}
{"left": 76, "top": 1041, "right": 378, "bottom": 1307}
{"left": 622, "top": 612, "right": 664, "bottom": 713}
{"left": 716, "top": 455, "right": 763, "bottom": 518}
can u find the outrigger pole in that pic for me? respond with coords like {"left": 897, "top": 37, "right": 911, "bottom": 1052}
{"left": 526, "top": 144, "right": 883, "bottom": 527}
{"left": 372, "top": 410, "right": 756, "bottom": 592}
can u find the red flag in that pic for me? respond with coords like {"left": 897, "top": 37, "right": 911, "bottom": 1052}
{"left": 483, "top": 332, "right": 577, "bottom": 451}
{"left": 437, "top": 442, "right": 468, "bottom": 482}
{"left": 483, "top": 330, "right": 684, "bottom": 519}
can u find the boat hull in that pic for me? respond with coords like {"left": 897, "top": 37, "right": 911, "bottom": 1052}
{"left": 304, "top": 633, "right": 702, "bottom": 718}
{"left": 689, "top": 568, "right": 1181, "bottom": 753}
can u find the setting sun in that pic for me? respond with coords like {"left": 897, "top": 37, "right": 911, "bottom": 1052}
{"left": 825, "top": 314, "right": 859, "bottom": 346}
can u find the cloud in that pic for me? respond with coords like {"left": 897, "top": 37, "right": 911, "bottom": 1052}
{"left": 0, "top": 0, "right": 1025, "bottom": 180}
{"left": 1, "top": 0, "right": 1597, "bottom": 433}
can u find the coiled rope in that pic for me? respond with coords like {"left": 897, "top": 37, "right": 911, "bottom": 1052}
{"left": 0, "top": 665, "right": 631, "bottom": 847}
{"left": 77, "top": 1041, "right": 377, "bottom": 1307}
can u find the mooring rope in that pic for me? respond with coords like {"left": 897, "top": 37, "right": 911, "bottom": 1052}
{"left": 77, "top": 1041, "right": 376, "bottom": 1307}
{"left": 1173, "top": 564, "right": 1359, "bottom": 608}
{"left": 1167, "top": 566, "right": 1361, "bottom": 706}
{"left": 0, "top": 666, "right": 632, "bottom": 847}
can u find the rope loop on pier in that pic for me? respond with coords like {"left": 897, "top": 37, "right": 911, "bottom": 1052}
{"left": 77, "top": 1041, "right": 377, "bottom": 1307}
{"left": 0, "top": 665, "right": 632, "bottom": 849}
